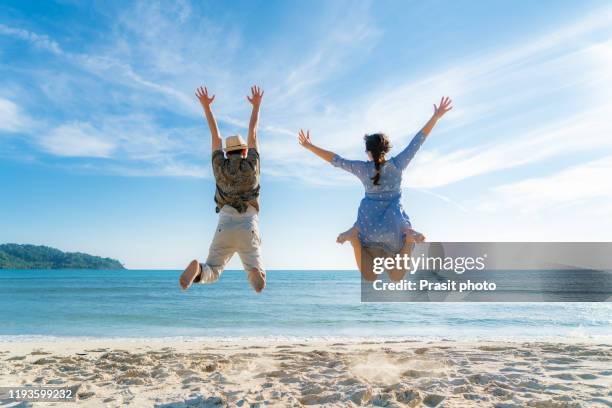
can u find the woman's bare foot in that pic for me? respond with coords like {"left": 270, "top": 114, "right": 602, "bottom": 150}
{"left": 403, "top": 228, "right": 425, "bottom": 243}
{"left": 337, "top": 226, "right": 358, "bottom": 244}
{"left": 248, "top": 268, "right": 266, "bottom": 293}
{"left": 179, "top": 260, "right": 201, "bottom": 291}
{"left": 413, "top": 232, "right": 425, "bottom": 242}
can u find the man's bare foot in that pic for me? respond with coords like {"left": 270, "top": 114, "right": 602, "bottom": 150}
{"left": 337, "top": 227, "right": 358, "bottom": 244}
{"left": 248, "top": 268, "right": 266, "bottom": 293}
{"left": 179, "top": 260, "right": 201, "bottom": 291}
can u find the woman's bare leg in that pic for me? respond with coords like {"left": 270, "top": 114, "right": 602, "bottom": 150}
{"left": 342, "top": 224, "right": 425, "bottom": 280}
{"left": 348, "top": 235, "right": 377, "bottom": 281}
{"left": 340, "top": 225, "right": 377, "bottom": 280}
{"left": 387, "top": 241, "right": 413, "bottom": 281}
{"left": 387, "top": 227, "right": 425, "bottom": 281}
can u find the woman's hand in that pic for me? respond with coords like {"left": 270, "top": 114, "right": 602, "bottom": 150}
{"left": 196, "top": 86, "right": 215, "bottom": 109}
{"left": 298, "top": 129, "right": 313, "bottom": 149}
{"left": 298, "top": 129, "right": 335, "bottom": 163}
{"left": 247, "top": 85, "right": 264, "bottom": 107}
{"left": 420, "top": 96, "right": 453, "bottom": 136}
{"left": 433, "top": 96, "right": 452, "bottom": 119}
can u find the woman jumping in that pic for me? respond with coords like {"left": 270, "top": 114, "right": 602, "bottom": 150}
{"left": 297, "top": 97, "right": 453, "bottom": 281}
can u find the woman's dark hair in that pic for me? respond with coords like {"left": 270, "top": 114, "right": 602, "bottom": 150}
{"left": 364, "top": 133, "right": 391, "bottom": 185}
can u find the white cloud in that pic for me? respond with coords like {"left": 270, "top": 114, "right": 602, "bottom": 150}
{"left": 477, "top": 155, "right": 612, "bottom": 214}
{"left": 36, "top": 116, "right": 210, "bottom": 177}
{"left": 102, "top": 161, "right": 208, "bottom": 178}
{"left": 404, "top": 105, "right": 612, "bottom": 188}
{"left": 271, "top": 17, "right": 379, "bottom": 107}
{"left": 0, "top": 1, "right": 380, "bottom": 178}
{"left": 0, "top": 98, "right": 29, "bottom": 133}
{"left": 3, "top": 3, "right": 612, "bottom": 185}
{"left": 280, "top": 7, "right": 612, "bottom": 187}
{"left": 0, "top": 24, "right": 62, "bottom": 55}
{"left": 39, "top": 122, "right": 115, "bottom": 158}
{"left": 371, "top": 12, "right": 612, "bottom": 144}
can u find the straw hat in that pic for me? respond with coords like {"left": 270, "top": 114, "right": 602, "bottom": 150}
{"left": 224, "top": 135, "right": 248, "bottom": 152}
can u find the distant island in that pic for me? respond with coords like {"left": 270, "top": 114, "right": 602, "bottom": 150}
{"left": 0, "top": 244, "right": 125, "bottom": 269}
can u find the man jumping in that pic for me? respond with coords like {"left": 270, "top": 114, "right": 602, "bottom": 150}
{"left": 179, "top": 85, "right": 265, "bottom": 293}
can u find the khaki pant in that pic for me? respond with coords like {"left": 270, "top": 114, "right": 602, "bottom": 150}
{"left": 199, "top": 205, "right": 264, "bottom": 284}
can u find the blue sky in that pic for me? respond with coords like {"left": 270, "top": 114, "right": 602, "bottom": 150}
{"left": 1, "top": 0, "right": 612, "bottom": 269}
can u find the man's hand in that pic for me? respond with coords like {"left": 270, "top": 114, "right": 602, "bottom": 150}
{"left": 298, "top": 129, "right": 313, "bottom": 149}
{"left": 433, "top": 96, "right": 452, "bottom": 119}
{"left": 246, "top": 85, "right": 264, "bottom": 150}
{"left": 195, "top": 85, "right": 221, "bottom": 151}
{"left": 247, "top": 85, "right": 264, "bottom": 107}
{"left": 196, "top": 86, "right": 215, "bottom": 109}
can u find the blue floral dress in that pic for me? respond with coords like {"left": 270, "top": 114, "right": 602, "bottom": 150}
{"left": 331, "top": 131, "right": 427, "bottom": 254}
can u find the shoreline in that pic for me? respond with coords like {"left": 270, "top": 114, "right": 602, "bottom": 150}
{"left": 1, "top": 338, "right": 610, "bottom": 407}
{"left": 1, "top": 333, "right": 611, "bottom": 344}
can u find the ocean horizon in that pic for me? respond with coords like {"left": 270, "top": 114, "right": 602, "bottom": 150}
{"left": 1, "top": 269, "right": 610, "bottom": 342}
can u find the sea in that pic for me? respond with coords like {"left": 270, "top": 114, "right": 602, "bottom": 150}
{"left": 0, "top": 269, "right": 610, "bottom": 342}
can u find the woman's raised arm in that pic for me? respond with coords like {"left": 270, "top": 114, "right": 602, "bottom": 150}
{"left": 298, "top": 129, "right": 335, "bottom": 163}
{"left": 298, "top": 129, "right": 369, "bottom": 179}
{"left": 421, "top": 96, "right": 453, "bottom": 136}
{"left": 393, "top": 96, "right": 453, "bottom": 170}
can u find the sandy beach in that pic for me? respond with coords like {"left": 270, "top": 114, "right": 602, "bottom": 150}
{"left": 0, "top": 339, "right": 610, "bottom": 407}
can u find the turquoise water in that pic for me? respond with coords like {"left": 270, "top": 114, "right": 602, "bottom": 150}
{"left": 0, "top": 270, "right": 610, "bottom": 340}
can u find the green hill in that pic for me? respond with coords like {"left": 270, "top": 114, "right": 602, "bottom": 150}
{"left": 0, "top": 244, "right": 125, "bottom": 269}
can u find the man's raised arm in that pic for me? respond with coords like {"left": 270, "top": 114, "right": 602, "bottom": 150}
{"left": 246, "top": 85, "right": 264, "bottom": 150}
{"left": 196, "top": 86, "right": 222, "bottom": 152}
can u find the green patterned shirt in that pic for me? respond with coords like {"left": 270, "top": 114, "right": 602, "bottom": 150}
{"left": 211, "top": 148, "right": 260, "bottom": 213}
